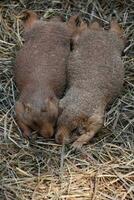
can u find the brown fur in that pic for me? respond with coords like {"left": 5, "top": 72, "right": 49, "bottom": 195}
{"left": 14, "top": 11, "right": 72, "bottom": 139}
{"left": 55, "top": 20, "right": 125, "bottom": 148}
{"left": 23, "top": 10, "right": 38, "bottom": 31}
{"left": 67, "top": 16, "right": 87, "bottom": 45}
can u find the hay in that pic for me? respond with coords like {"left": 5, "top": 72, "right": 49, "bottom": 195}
{"left": 0, "top": 0, "right": 134, "bottom": 199}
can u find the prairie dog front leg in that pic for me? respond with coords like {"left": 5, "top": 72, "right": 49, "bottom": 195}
{"left": 72, "top": 112, "right": 104, "bottom": 149}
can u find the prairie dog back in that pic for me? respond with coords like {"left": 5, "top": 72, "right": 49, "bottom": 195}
{"left": 15, "top": 20, "right": 70, "bottom": 97}
{"left": 68, "top": 28, "right": 124, "bottom": 100}
{"left": 55, "top": 19, "right": 125, "bottom": 148}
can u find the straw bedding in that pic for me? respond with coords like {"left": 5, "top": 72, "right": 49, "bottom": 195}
{"left": 0, "top": 0, "right": 134, "bottom": 199}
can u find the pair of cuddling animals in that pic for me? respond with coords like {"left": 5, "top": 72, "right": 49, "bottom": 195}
{"left": 14, "top": 11, "right": 125, "bottom": 148}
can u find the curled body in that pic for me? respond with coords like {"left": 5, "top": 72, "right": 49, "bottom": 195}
{"left": 55, "top": 19, "right": 125, "bottom": 148}
{"left": 15, "top": 11, "right": 71, "bottom": 139}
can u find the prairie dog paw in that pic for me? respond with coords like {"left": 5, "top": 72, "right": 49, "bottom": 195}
{"left": 71, "top": 132, "right": 91, "bottom": 149}
{"left": 71, "top": 140, "right": 83, "bottom": 150}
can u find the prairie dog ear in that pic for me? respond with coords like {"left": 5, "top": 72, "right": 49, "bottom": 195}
{"left": 22, "top": 10, "right": 38, "bottom": 32}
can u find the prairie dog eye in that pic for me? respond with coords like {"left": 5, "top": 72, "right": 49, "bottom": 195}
{"left": 24, "top": 103, "right": 32, "bottom": 113}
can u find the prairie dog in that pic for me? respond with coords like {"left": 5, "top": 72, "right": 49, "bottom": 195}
{"left": 55, "top": 19, "right": 125, "bottom": 148}
{"left": 14, "top": 11, "right": 72, "bottom": 139}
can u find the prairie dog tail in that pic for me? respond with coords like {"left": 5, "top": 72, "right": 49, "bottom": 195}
{"left": 23, "top": 10, "right": 38, "bottom": 31}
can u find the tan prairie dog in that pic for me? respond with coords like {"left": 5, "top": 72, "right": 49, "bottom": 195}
{"left": 14, "top": 11, "right": 73, "bottom": 139}
{"left": 55, "top": 19, "right": 125, "bottom": 148}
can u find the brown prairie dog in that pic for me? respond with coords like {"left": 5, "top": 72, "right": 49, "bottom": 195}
{"left": 14, "top": 11, "right": 72, "bottom": 139}
{"left": 55, "top": 19, "right": 125, "bottom": 148}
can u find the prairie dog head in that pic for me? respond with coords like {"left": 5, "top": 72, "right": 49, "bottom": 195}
{"left": 15, "top": 96, "right": 59, "bottom": 139}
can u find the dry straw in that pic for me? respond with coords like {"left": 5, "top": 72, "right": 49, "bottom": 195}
{"left": 0, "top": 0, "right": 134, "bottom": 199}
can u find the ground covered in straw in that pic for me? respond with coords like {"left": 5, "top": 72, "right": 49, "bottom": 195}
{"left": 0, "top": 0, "right": 134, "bottom": 199}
